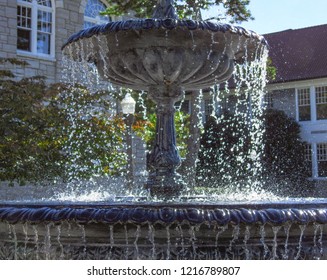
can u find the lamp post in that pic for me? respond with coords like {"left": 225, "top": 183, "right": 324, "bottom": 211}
{"left": 121, "top": 92, "right": 136, "bottom": 193}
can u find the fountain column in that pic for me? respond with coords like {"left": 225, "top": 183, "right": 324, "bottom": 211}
{"left": 143, "top": 1, "right": 185, "bottom": 198}
{"left": 146, "top": 85, "right": 185, "bottom": 198}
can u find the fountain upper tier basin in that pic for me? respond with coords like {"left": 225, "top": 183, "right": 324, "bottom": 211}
{"left": 62, "top": 19, "right": 267, "bottom": 90}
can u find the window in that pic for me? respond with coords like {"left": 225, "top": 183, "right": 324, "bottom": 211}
{"left": 317, "top": 143, "right": 327, "bottom": 177}
{"left": 316, "top": 86, "right": 327, "bottom": 120}
{"left": 204, "top": 99, "right": 214, "bottom": 121}
{"left": 17, "top": 0, "right": 54, "bottom": 56}
{"left": 297, "top": 88, "right": 311, "bottom": 121}
{"left": 297, "top": 86, "right": 327, "bottom": 121}
{"left": 175, "top": 100, "right": 190, "bottom": 114}
{"left": 84, "top": 0, "right": 110, "bottom": 29}
{"left": 264, "top": 92, "right": 273, "bottom": 109}
{"left": 305, "top": 144, "right": 313, "bottom": 177}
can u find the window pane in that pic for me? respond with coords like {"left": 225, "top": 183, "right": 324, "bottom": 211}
{"left": 317, "top": 143, "right": 327, "bottom": 177}
{"left": 175, "top": 100, "right": 190, "bottom": 114}
{"left": 318, "top": 161, "right": 327, "bottom": 177}
{"left": 84, "top": 0, "right": 110, "bottom": 26}
{"left": 316, "top": 86, "right": 327, "bottom": 120}
{"left": 37, "top": 0, "right": 52, "bottom": 7}
{"left": 305, "top": 144, "right": 313, "bottom": 177}
{"left": 299, "top": 107, "right": 311, "bottom": 121}
{"left": 17, "top": 6, "right": 32, "bottom": 28}
{"left": 298, "top": 88, "right": 311, "bottom": 121}
{"left": 38, "top": 11, "right": 52, "bottom": 32}
{"left": 17, "top": 28, "right": 31, "bottom": 51}
{"left": 85, "top": 0, "right": 106, "bottom": 17}
{"left": 84, "top": 21, "right": 95, "bottom": 29}
{"left": 37, "top": 33, "right": 51, "bottom": 54}
{"left": 317, "top": 104, "right": 327, "bottom": 119}
{"left": 264, "top": 92, "right": 273, "bottom": 108}
{"left": 204, "top": 99, "right": 214, "bottom": 121}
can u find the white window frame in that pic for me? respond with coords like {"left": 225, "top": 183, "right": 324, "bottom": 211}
{"left": 264, "top": 91, "right": 273, "bottom": 109}
{"left": 296, "top": 87, "right": 311, "bottom": 122}
{"left": 204, "top": 98, "right": 214, "bottom": 122}
{"left": 17, "top": 0, "right": 55, "bottom": 59}
{"left": 84, "top": 0, "right": 110, "bottom": 29}
{"left": 296, "top": 85, "right": 327, "bottom": 122}
{"left": 315, "top": 86, "right": 327, "bottom": 120}
{"left": 317, "top": 143, "right": 327, "bottom": 178}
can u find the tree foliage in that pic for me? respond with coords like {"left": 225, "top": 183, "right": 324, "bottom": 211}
{"left": 196, "top": 109, "right": 311, "bottom": 195}
{"left": 261, "top": 109, "right": 311, "bottom": 195}
{"left": 58, "top": 84, "right": 127, "bottom": 182}
{"left": 0, "top": 59, "right": 126, "bottom": 185}
{"left": 102, "top": 0, "right": 253, "bottom": 23}
{"left": 133, "top": 111, "right": 190, "bottom": 158}
{"left": 196, "top": 111, "right": 253, "bottom": 188}
{"left": 0, "top": 76, "right": 65, "bottom": 184}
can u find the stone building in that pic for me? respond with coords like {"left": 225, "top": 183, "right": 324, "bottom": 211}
{"left": 0, "top": 0, "right": 116, "bottom": 82}
{"left": 0, "top": 0, "right": 146, "bottom": 179}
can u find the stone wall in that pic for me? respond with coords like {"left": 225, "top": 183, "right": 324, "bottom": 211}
{"left": 0, "top": 1, "right": 17, "bottom": 59}
{"left": 0, "top": 0, "right": 87, "bottom": 83}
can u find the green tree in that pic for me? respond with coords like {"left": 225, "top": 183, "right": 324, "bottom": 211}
{"left": 261, "top": 109, "right": 311, "bottom": 195}
{"left": 58, "top": 84, "right": 127, "bottom": 182}
{"left": 133, "top": 111, "right": 190, "bottom": 159}
{"left": 196, "top": 109, "right": 311, "bottom": 195}
{"left": 0, "top": 77, "right": 66, "bottom": 184}
{"left": 0, "top": 59, "right": 126, "bottom": 185}
{"left": 196, "top": 111, "right": 252, "bottom": 189}
{"left": 103, "top": 0, "right": 253, "bottom": 22}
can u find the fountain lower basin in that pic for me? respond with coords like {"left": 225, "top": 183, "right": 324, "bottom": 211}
{"left": 1, "top": 201, "right": 326, "bottom": 260}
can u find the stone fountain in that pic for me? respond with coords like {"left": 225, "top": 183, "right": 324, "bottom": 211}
{"left": 0, "top": 0, "right": 327, "bottom": 260}
{"left": 62, "top": 0, "right": 265, "bottom": 199}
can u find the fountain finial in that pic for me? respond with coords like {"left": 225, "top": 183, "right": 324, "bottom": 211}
{"left": 152, "top": 0, "right": 178, "bottom": 19}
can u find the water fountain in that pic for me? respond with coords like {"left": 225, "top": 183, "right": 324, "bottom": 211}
{"left": 1, "top": 0, "right": 327, "bottom": 260}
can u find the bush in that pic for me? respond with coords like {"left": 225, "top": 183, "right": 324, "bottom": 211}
{"left": 196, "top": 109, "right": 311, "bottom": 195}
{"left": 0, "top": 59, "right": 126, "bottom": 184}
{"left": 196, "top": 111, "right": 253, "bottom": 188}
{"left": 261, "top": 109, "right": 311, "bottom": 195}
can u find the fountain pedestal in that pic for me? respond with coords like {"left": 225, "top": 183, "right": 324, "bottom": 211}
{"left": 146, "top": 86, "right": 185, "bottom": 198}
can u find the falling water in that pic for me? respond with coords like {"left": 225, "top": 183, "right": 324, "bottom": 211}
{"left": 282, "top": 222, "right": 291, "bottom": 259}
{"left": 0, "top": 219, "right": 326, "bottom": 259}
{"left": 57, "top": 53, "right": 128, "bottom": 199}
{"left": 196, "top": 44, "right": 269, "bottom": 198}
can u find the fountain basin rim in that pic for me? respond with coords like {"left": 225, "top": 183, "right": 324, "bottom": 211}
{"left": 1, "top": 200, "right": 327, "bottom": 226}
{"left": 61, "top": 18, "right": 267, "bottom": 50}
{"left": 1, "top": 199, "right": 327, "bottom": 209}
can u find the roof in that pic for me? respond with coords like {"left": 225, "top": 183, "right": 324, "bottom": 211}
{"left": 264, "top": 24, "right": 327, "bottom": 84}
